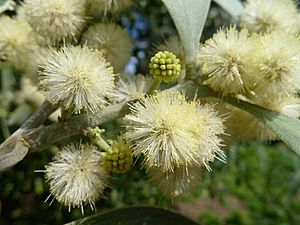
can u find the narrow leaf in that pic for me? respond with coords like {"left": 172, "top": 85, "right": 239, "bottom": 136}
{"left": 161, "top": 0, "right": 211, "bottom": 64}
{"left": 0, "top": 130, "right": 29, "bottom": 172}
{"left": 213, "top": 0, "right": 244, "bottom": 19}
{"left": 0, "top": 0, "right": 16, "bottom": 13}
{"left": 226, "top": 97, "right": 300, "bottom": 156}
{"left": 66, "top": 206, "right": 200, "bottom": 225}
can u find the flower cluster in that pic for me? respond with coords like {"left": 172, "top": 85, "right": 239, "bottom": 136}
{"left": 199, "top": 0, "right": 300, "bottom": 142}
{"left": 124, "top": 90, "right": 225, "bottom": 196}
{"left": 5, "top": 0, "right": 299, "bottom": 214}
{"left": 44, "top": 143, "right": 108, "bottom": 213}
{"left": 39, "top": 46, "right": 115, "bottom": 114}
{"left": 21, "top": 0, "right": 85, "bottom": 44}
{"left": 240, "top": 0, "right": 299, "bottom": 34}
{"left": 0, "top": 16, "right": 38, "bottom": 70}
{"left": 81, "top": 23, "right": 132, "bottom": 73}
{"left": 125, "top": 91, "right": 225, "bottom": 172}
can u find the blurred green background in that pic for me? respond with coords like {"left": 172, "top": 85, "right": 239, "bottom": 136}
{"left": 0, "top": 1, "right": 299, "bottom": 225}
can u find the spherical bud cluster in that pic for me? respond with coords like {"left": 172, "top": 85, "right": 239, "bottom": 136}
{"left": 21, "top": 0, "right": 85, "bottom": 44}
{"left": 0, "top": 16, "right": 38, "bottom": 70}
{"left": 82, "top": 23, "right": 132, "bottom": 73}
{"left": 102, "top": 137, "right": 133, "bottom": 174}
{"left": 44, "top": 143, "right": 108, "bottom": 213}
{"left": 149, "top": 51, "right": 181, "bottom": 83}
{"left": 200, "top": 27, "right": 254, "bottom": 96}
{"left": 240, "top": 0, "right": 298, "bottom": 34}
{"left": 125, "top": 90, "right": 225, "bottom": 172}
{"left": 154, "top": 37, "right": 185, "bottom": 81}
{"left": 39, "top": 46, "right": 115, "bottom": 114}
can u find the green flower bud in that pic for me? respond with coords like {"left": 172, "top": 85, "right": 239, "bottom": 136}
{"left": 102, "top": 137, "right": 133, "bottom": 174}
{"left": 149, "top": 51, "right": 181, "bottom": 83}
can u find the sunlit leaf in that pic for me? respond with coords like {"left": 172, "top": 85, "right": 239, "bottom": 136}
{"left": 213, "top": 0, "right": 244, "bottom": 19}
{"left": 226, "top": 97, "right": 300, "bottom": 156}
{"left": 161, "top": 0, "right": 211, "bottom": 64}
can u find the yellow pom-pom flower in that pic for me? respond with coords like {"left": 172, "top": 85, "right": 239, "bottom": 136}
{"left": 39, "top": 46, "right": 115, "bottom": 114}
{"left": 102, "top": 137, "right": 133, "bottom": 174}
{"left": 251, "top": 32, "right": 300, "bottom": 97}
{"left": 149, "top": 51, "right": 181, "bottom": 83}
{"left": 200, "top": 27, "right": 255, "bottom": 96}
{"left": 0, "top": 16, "right": 38, "bottom": 70}
{"left": 240, "top": 0, "right": 298, "bottom": 33}
{"left": 86, "top": 0, "right": 133, "bottom": 15}
{"left": 82, "top": 23, "right": 132, "bottom": 73}
{"left": 124, "top": 91, "right": 225, "bottom": 172}
{"left": 44, "top": 143, "right": 108, "bottom": 213}
{"left": 149, "top": 165, "right": 202, "bottom": 198}
{"left": 22, "top": 0, "right": 85, "bottom": 44}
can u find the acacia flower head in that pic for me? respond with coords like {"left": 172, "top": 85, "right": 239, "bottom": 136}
{"left": 251, "top": 32, "right": 300, "bottom": 97}
{"left": 82, "top": 23, "right": 132, "bottom": 73}
{"left": 200, "top": 27, "right": 255, "bottom": 96}
{"left": 44, "top": 143, "right": 108, "bottom": 213}
{"left": 0, "top": 16, "right": 38, "bottom": 70}
{"left": 39, "top": 45, "right": 115, "bottom": 114}
{"left": 124, "top": 91, "right": 225, "bottom": 172}
{"left": 112, "top": 74, "right": 152, "bottom": 102}
{"left": 22, "top": 0, "right": 85, "bottom": 44}
{"left": 150, "top": 165, "right": 202, "bottom": 198}
{"left": 240, "top": 0, "right": 298, "bottom": 33}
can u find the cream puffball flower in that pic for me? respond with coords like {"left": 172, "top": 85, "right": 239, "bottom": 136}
{"left": 200, "top": 27, "right": 255, "bottom": 96}
{"left": 22, "top": 0, "right": 85, "bottom": 43}
{"left": 82, "top": 23, "right": 132, "bottom": 73}
{"left": 150, "top": 166, "right": 202, "bottom": 198}
{"left": 86, "top": 0, "right": 133, "bottom": 15}
{"left": 112, "top": 74, "right": 152, "bottom": 102}
{"left": 240, "top": 0, "right": 298, "bottom": 33}
{"left": 0, "top": 16, "right": 38, "bottom": 70}
{"left": 251, "top": 32, "right": 300, "bottom": 97}
{"left": 44, "top": 143, "right": 108, "bottom": 213}
{"left": 124, "top": 91, "right": 225, "bottom": 172}
{"left": 39, "top": 46, "right": 115, "bottom": 114}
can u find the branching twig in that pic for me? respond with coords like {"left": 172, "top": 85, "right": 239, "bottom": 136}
{"left": 24, "top": 101, "right": 129, "bottom": 151}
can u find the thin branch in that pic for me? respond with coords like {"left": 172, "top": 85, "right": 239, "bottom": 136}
{"left": 24, "top": 101, "right": 129, "bottom": 151}
{"left": 21, "top": 100, "right": 58, "bottom": 129}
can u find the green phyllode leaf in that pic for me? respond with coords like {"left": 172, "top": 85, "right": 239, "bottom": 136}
{"left": 213, "top": 0, "right": 244, "bottom": 19}
{"left": 161, "top": 0, "right": 211, "bottom": 65}
{"left": 66, "top": 206, "right": 200, "bottom": 225}
{"left": 0, "top": 0, "right": 16, "bottom": 13}
{"left": 227, "top": 97, "right": 300, "bottom": 156}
